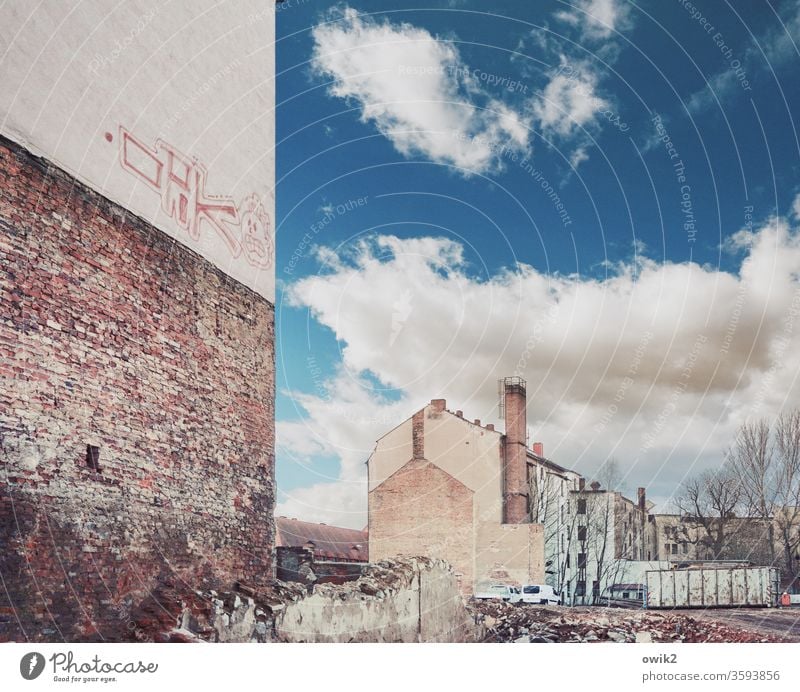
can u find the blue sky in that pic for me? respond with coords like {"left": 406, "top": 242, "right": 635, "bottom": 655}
{"left": 274, "top": 0, "right": 800, "bottom": 527}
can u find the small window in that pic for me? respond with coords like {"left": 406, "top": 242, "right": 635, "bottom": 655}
{"left": 577, "top": 526, "right": 587, "bottom": 541}
{"left": 577, "top": 499, "right": 587, "bottom": 514}
{"left": 86, "top": 445, "right": 100, "bottom": 471}
{"left": 566, "top": 553, "right": 570, "bottom": 568}
{"left": 671, "top": 543, "right": 678, "bottom": 555}
{"left": 682, "top": 542, "right": 688, "bottom": 554}
{"left": 576, "top": 581, "right": 586, "bottom": 597}
{"left": 578, "top": 553, "right": 587, "bottom": 569}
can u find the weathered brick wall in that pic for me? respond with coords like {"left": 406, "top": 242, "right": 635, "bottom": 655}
{"left": 369, "top": 458, "right": 475, "bottom": 596}
{"left": 0, "top": 136, "right": 275, "bottom": 642}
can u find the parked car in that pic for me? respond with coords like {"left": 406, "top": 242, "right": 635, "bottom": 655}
{"left": 520, "top": 584, "right": 561, "bottom": 605}
{"left": 474, "top": 584, "right": 522, "bottom": 603}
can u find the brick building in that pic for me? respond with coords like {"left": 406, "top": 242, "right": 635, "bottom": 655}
{"left": 0, "top": 1, "right": 276, "bottom": 641}
{"left": 368, "top": 378, "right": 548, "bottom": 596}
{"left": 276, "top": 517, "right": 368, "bottom": 585}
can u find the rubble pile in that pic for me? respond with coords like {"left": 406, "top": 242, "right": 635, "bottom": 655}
{"left": 470, "top": 600, "right": 781, "bottom": 643}
{"left": 135, "top": 557, "right": 462, "bottom": 643}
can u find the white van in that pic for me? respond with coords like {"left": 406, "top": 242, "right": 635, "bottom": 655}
{"left": 520, "top": 584, "right": 560, "bottom": 605}
{"left": 474, "top": 584, "right": 522, "bottom": 603}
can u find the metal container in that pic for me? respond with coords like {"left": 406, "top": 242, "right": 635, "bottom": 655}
{"left": 645, "top": 566, "right": 780, "bottom": 609}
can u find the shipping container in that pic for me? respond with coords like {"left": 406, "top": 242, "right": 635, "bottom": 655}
{"left": 645, "top": 566, "right": 780, "bottom": 609}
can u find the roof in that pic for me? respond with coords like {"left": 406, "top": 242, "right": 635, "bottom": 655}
{"left": 527, "top": 450, "right": 569, "bottom": 475}
{"left": 275, "top": 517, "right": 368, "bottom": 562}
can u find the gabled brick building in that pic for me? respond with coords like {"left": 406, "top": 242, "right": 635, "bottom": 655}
{"left": 368, "top": 379, "right": 548, "bottom": 596}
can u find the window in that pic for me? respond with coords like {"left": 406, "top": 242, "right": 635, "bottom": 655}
{"left": 578, "top": 553, "right": 587, "bottom": 569}
{"left": 592, "top": 581, "right": 600, "bottom": 597}
{"left": 566, "top": 553, "right": 570, "bottom": 568}
{"left": 577, "top": 526, "right": 587, "bottom": 541}
{"left": 682, "top": 541, "right": 688, "bottom": 554}
{"left": 576, "top": 581, "right": 586, "bottom": 597}
{"left": 671, "top": 543, "right": 678, "bottom": 555}
{"left": 577, "top": 499, "right": 587, "bottom": 514}
{"left": 85, "top": 445, "right": 100, "bottom": 472}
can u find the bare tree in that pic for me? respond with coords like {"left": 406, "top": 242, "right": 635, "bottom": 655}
{"left": 673, "top": 466, "right": 742, "bottom": 560}
{"left": 774, "top": 411, "right": 800, "bottom": 588}
{"left": 726, "top": 419, "right": 777, "bottom": 563}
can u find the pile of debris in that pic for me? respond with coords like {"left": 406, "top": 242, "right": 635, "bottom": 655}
{"left": 470, "top": 600, "right": 781, "bottom": 643}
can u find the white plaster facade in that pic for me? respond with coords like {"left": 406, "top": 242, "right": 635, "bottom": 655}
{"left": 0, "top": 0, "right": 275, "bottom": 300}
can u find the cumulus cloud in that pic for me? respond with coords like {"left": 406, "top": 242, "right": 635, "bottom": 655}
{"left": 532, "top": 63, "right": 609, "bottom": 137}
{"left": 310, "top": 7, "right": 531, "bottom": 175}
{"left": 555, "top": 0, "right": 632, "bottom": 40}
{"left": 279, "top": 215, "right": 800, "bottom": 526}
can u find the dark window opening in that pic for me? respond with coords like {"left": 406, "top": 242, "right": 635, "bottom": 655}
{"left": 577, "top": 499, "right": 587, "bottom": 514}
{"left": 578, "top": 552, "right": 587, "bottom": 569}
{"left": 576, "top": 581, "right": 586, "bottom": 597}
{"left": 86, "top": 445, "right": 100, "bottom": 472}
{"left": 577, "top": 525, "right": 587, "bottom": 541}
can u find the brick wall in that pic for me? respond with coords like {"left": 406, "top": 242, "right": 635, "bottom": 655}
{"left": 369, "top": 458, "right": 475, "bottom": 596}
{"left": 0, "top": 136, "right": 275, "bottom": 642}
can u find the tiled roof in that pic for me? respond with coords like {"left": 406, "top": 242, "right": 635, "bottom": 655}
{"left": 275, "top": 517, "right": 368, "bottom": 562}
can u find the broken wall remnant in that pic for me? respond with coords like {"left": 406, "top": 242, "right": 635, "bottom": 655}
{"left": 186, "top": 557, "right": 481, "bottom": 643}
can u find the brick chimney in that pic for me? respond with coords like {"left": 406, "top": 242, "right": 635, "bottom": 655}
{"left": 430, "top": 398, "right": 446, "bottom": 413}
{"left": 502, "top": 377, "right": 528, "bottom": 524}
{"left": 578, "top": 477, "right": 585, "bottom": 491}
{"left": 637, "top": 487, "right": 646, "bottom": 512}
{"left": 532, "top": 442, "right": 544, "bottom": 457}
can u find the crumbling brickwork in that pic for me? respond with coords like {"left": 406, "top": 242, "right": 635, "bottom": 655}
{"left": 0, "top": 136, "right": 275, "bottom": 642}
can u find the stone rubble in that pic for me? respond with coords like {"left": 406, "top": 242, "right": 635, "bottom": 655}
{"left": 470, "top": 600, "right": 782, "bottom": 643}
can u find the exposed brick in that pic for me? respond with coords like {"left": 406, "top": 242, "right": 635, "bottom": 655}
{"left": 0, "top": 135, "right": 275, "bottom": 642}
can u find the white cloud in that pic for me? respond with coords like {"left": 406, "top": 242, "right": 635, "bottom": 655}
{"left": 311, "top": 7, "right": 531, "bottom": 175}
{"left": 792, "top": 191, "right": 800, "bottom": 220}
{"left": 280, "top": 214, "right": 800, "bottom": 526}
{"left": 555, "top": 0, "right": 632, "bottom": 40}
{"left": 532, "top": 65, "right": 609, "bottom": 138}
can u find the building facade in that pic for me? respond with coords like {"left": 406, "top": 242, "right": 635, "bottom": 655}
{"left": 0, "top": 1, "right": 276, "bottom": 642}
{"left": 566, "top": 483, "right": 651, "bottom": 605}
{"left": 276, "top": 517, "right": 368, "bottom": 585}
{"left": 368, "top": 379, "right": 546, "bottom": 596}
